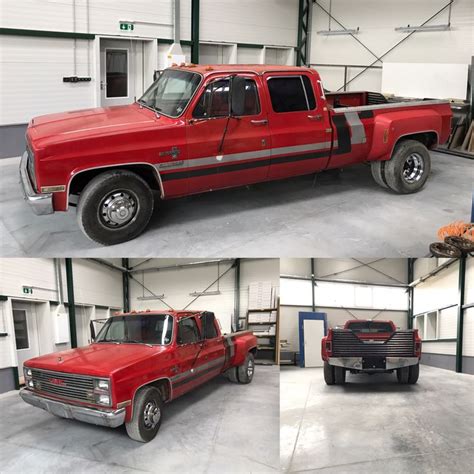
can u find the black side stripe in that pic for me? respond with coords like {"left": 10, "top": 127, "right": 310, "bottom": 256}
{"left": 331, "top": 115, "right": 352, "bottom": 154}
{"left": 172, "top": 363, "right": 222, "bottom": 388}
{"left": 358, "top": 110, "right": 374, "bottom": 119}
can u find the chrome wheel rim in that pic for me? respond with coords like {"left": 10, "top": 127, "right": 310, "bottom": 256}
{"left": 247, "top": 359, "right": 254, "bottom": 379}
{"left": 99, "top": 190, "right": 139, "bottom": 228}
{"left": 402, "top": 153, "right": 424, "bottom": 183}
{"left": 143, "top": 400, "right": 161, "bottom": 430}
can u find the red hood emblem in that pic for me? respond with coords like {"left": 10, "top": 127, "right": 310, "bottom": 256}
{"left": 49, "top": 378, "right": 66, "bottom": 386}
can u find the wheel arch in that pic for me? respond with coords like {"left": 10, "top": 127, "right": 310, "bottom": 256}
{"left": 68, "top": 163, "right": 164, "bottom": 208}
{"left": 128, "top": 377, "right": 172, "bottom": 421}
{"left": 393, "top": 130, "right": 439, "bottom": 150}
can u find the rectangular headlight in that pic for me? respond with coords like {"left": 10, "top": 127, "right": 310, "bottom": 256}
{"left": 24, "top": 367, "right": 32, "bottom": 379}
{"left": 93, "top": 378, "right": 111, "bottom": 406}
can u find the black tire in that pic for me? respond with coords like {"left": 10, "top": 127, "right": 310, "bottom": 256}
{"left": 397, "top": 366, "right": 410, "bottom": 384}
{"left": 334, "top": 366, "right": 346, "bottom": 385}
{"left": 384, "top": 139, "right": 431, "bottom": 194}
{"left": 430, "top": 242, "right": 462, "bottom": 258}
{"left": 225, "top": 367, "right": 239, "bottom": 383}
{"left": 324, "top": 362, "right": 335, "bottom": 385}
{"left": 408, "top": 363, "right": 419, "bottom": 384}
{"left": 125, "top": 387, "right": 163, "bottom": 443}
{"left": 237, "top": 353, "right": 255, "bottom": 384}
{"left": 77, "top": 170, "right": 154, "bottom": 246}
{"left": 370, "top": 161, "right": 388, "bottom": 188}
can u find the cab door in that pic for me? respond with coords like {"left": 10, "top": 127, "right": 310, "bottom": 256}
{"left": 185, "top": 74, "right": 271, "bottom": 194}
{"left": 264, "top": 73, "right": 332, "bottom": 179}
{"left": 196, "top": 312, "right": 226, "bottom": 383}
{"left": 172, "top": 316, "right": 205, "bottom": 397}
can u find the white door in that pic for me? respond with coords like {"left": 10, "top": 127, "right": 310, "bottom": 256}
{"left": 12, "top": 302, "right": 39, "bottom": 379}
{"left": 304, "top": 319, "right": 325, "bottom": 367}
{"left": 100, "top": 40, "right": 135, "bottom": 106}
{"left": 75, "top": 306, "right": 93, "bottom": 347}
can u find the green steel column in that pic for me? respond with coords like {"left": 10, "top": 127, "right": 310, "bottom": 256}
{"left": 234, "top": 259, "right": 240, "bottom": 331}
{"left": 456, "top": 257, "right": 466, "bottom": 373}
{"left": 65, "top": 258, "right": 78, "bottom": 348}
{"left": 297, "top": 0, "right": 310, "bottom": 66}
{"left": 311, "top": 258, "right": 316, "bottom": 311}
{"left": 122, "top": 258, "right": 130, "bottom": 313}
{"left": 407, "top": 258, "right": 414, "bottom": 329}
{"left": 191, "top": 0, "right": 200, "bottom": 64}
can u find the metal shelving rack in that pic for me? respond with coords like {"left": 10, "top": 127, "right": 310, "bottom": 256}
{"left": 246, "top": 307, "right": 278, "bottom": 365}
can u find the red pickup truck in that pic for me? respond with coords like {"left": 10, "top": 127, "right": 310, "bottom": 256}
{"left": 20, "top": 64, "right": 452, "bottom": 245}
{"left": 321, "top": 320, "right": 422, "bottom": 385}
{"left": 20, "top": 310, "right": 257, "bottom": 442}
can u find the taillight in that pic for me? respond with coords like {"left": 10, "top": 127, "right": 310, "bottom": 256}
{"left": 414, "top": 329, "right": 422, "bottom": 357}
{"left": 325, "top": 340, "right": 332, "bottom": 355}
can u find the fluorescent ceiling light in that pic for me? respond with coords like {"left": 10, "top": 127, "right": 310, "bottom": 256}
{"left": 137, "top": 294, "right": 165, "bottom": 301}
{"left": 189, "top": 290, "right": 221, "bottom": 297}
{"left": 317, "top": 28, "right": 359, "bottom": 36}
{"left": 395, "top": 24, "right": 451, "bottom": 33}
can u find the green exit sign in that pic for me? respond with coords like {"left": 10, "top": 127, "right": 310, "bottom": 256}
{"left": 120, "top": 22, "right": 134, "bottom": 31}
{"left": 22, "top": 286, "right": 33, "bottom": 295}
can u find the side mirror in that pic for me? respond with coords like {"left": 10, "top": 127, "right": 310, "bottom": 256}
{"left": 201, "top": 312, "right": 216, "bottom": 340}
{"left": 89, "top": 320, "right": 96, "bottom": 342}
{"left": 231, "top": 76, "right": 246, "bottom": 117}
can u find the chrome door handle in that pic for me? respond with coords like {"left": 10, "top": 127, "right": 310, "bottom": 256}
{"left": 250, "top": 119, "right": 268, "bottom": 126}
{"left": 170, "top": 366, "right": 179, "bottom": 374}
{"left": 308, "top": 114, "right": 323, "bottom": 121}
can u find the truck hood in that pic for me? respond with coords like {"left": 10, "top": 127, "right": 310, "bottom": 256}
{"left": 25, "top": 343, "right": 170, "bottom": 377}
{"left": 28, "top": 103, "right": 173, "bottom": 149}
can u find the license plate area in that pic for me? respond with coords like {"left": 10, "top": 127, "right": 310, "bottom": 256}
{"left": 362, "top": 357, "right": 386, "bottom": 369}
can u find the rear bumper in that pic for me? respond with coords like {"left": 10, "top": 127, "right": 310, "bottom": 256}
{"left": 19, "top": 151, "right": 53, "bottom": 215}
{"left": 328, "top": 356, "right": 419, "bottom": 371}
{"left": 20, "top": 389, "right": 125, "bottom": 428}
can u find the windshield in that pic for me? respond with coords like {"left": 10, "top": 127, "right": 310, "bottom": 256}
{"left": 347, "top": 321, "right": 393, "bottom": 333}
{"left": 95, "top": 314, "right": 173, "bottom": 345}
{"left": 138, "top": 69, "right": 202, "bottom": 117}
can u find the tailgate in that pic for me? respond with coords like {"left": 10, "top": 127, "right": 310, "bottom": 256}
{"left": 332, "top": 330, "right": 415, "bottom": 357}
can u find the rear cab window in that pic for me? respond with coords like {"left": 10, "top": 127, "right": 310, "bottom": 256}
{"left": 347, "top": 321, "right": 394, "bottom": 333}
{"left": 267, "top": 75, "right": 316, "bottom": 113}
{"left": 193, "top": 77, "right": 261, "bottom": 118}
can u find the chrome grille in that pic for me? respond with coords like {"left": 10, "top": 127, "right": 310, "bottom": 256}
{"left": 31, "top": 368, "right": 95, "bottom": 404}
{"left": 332, "top": 330, "right": 415, "bottom": 357}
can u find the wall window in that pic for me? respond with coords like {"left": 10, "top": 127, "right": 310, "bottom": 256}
{"left": 177, "top": 317, "right": 200, "bottom": 344}
{"left": 267, "top": 76, "right": 316, "bottom": 113}
{"left": 13, "top": 309, "right": 29, "bottom": 350}
{"left": 193, "top": 78, "right": 260, "bottom": 118}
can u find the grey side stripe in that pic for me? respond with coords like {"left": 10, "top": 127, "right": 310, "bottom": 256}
{"left": 170, "top": 356, "right": 226, "bottom": 383}
{"left": 344, "top": 112, "right": 366, "bottom": 145}
{"left": 157, "top": 140, "right": 335, "bottom": 172}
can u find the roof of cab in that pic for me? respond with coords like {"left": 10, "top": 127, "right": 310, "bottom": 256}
{"left": 113, "top": 310, "right": 202, "bottom": 320}
{"left": 169, "top": 63, "right": 317, "bottom": 78}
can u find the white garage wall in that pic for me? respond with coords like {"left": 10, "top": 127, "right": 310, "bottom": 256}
{"left": 0, "top": 258, "right": 123, "bottom": 371}
{"left": 280, "top": 258, "right": 409, "bottom": 353}
{"left": 310, "top": 0, "right": 474, "bottom": 92}
{"left": 128, "top": 258, "right": 279, "bottom": 334}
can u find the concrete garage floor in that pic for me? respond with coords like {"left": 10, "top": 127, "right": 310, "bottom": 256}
{"left": 0, "top": 152, "right": 472, "bottom": 257}
{"left": 280, "top": 365, "right": 474, "bottom": 473}
{"left": 0, "top": 366, "right": 279, "bottom": 473}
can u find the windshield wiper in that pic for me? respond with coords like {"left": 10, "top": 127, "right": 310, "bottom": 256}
{"left": 97, "top": 339, "right": 123, "bottom": 344}
{"left": 125, "top": 339, "right": 153, "bottom": 347}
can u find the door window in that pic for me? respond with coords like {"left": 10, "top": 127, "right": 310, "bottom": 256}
{"left": 106, "top": 49, "right": 128, "bottom": 98}
{"left": 177, "top": 317, "right": 200, "bottom": 344}
{"left": 267, "top": 76, "right": 316, "bottom": 113}
{"left": 193, "top": 78, "right": 261, "bottom": 118}
{"left": 13, "top": 309, "right": 29, "bottom": 350}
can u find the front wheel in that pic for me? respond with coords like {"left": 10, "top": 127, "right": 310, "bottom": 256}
{"left": 125, "top": 387, "right": 163, "bottom": 442}
{"left": 77, "top": 170, "right": 154, "bottom": 245}
{"left": 237, "top": 353, "right": 255, "bottom": 384}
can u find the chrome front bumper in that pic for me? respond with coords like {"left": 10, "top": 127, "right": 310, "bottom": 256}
{"left": 328, "top": 357, "right": 419, "bottom": 371}
{"left": 19, "top": 151, "right": 53, "bottom": 215}
{"left": 20, "top": 389, "right": 125, "bottom": 428}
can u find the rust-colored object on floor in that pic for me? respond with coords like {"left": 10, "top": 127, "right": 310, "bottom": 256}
{"left": 437, "top": 221, "right": 473, "bottom": 241}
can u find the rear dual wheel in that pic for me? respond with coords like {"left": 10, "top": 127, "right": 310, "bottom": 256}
{"left": 324, "top": 363, "right": 346, "bottom": 385}
{"left": 226, "top": 353, "right": 255, "bottom": 384}
{"left": 397, "top": 363, "right": 419, "bottom": 384}
{"left": 371, "top": 140, "right": 431, "bottom": 194}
